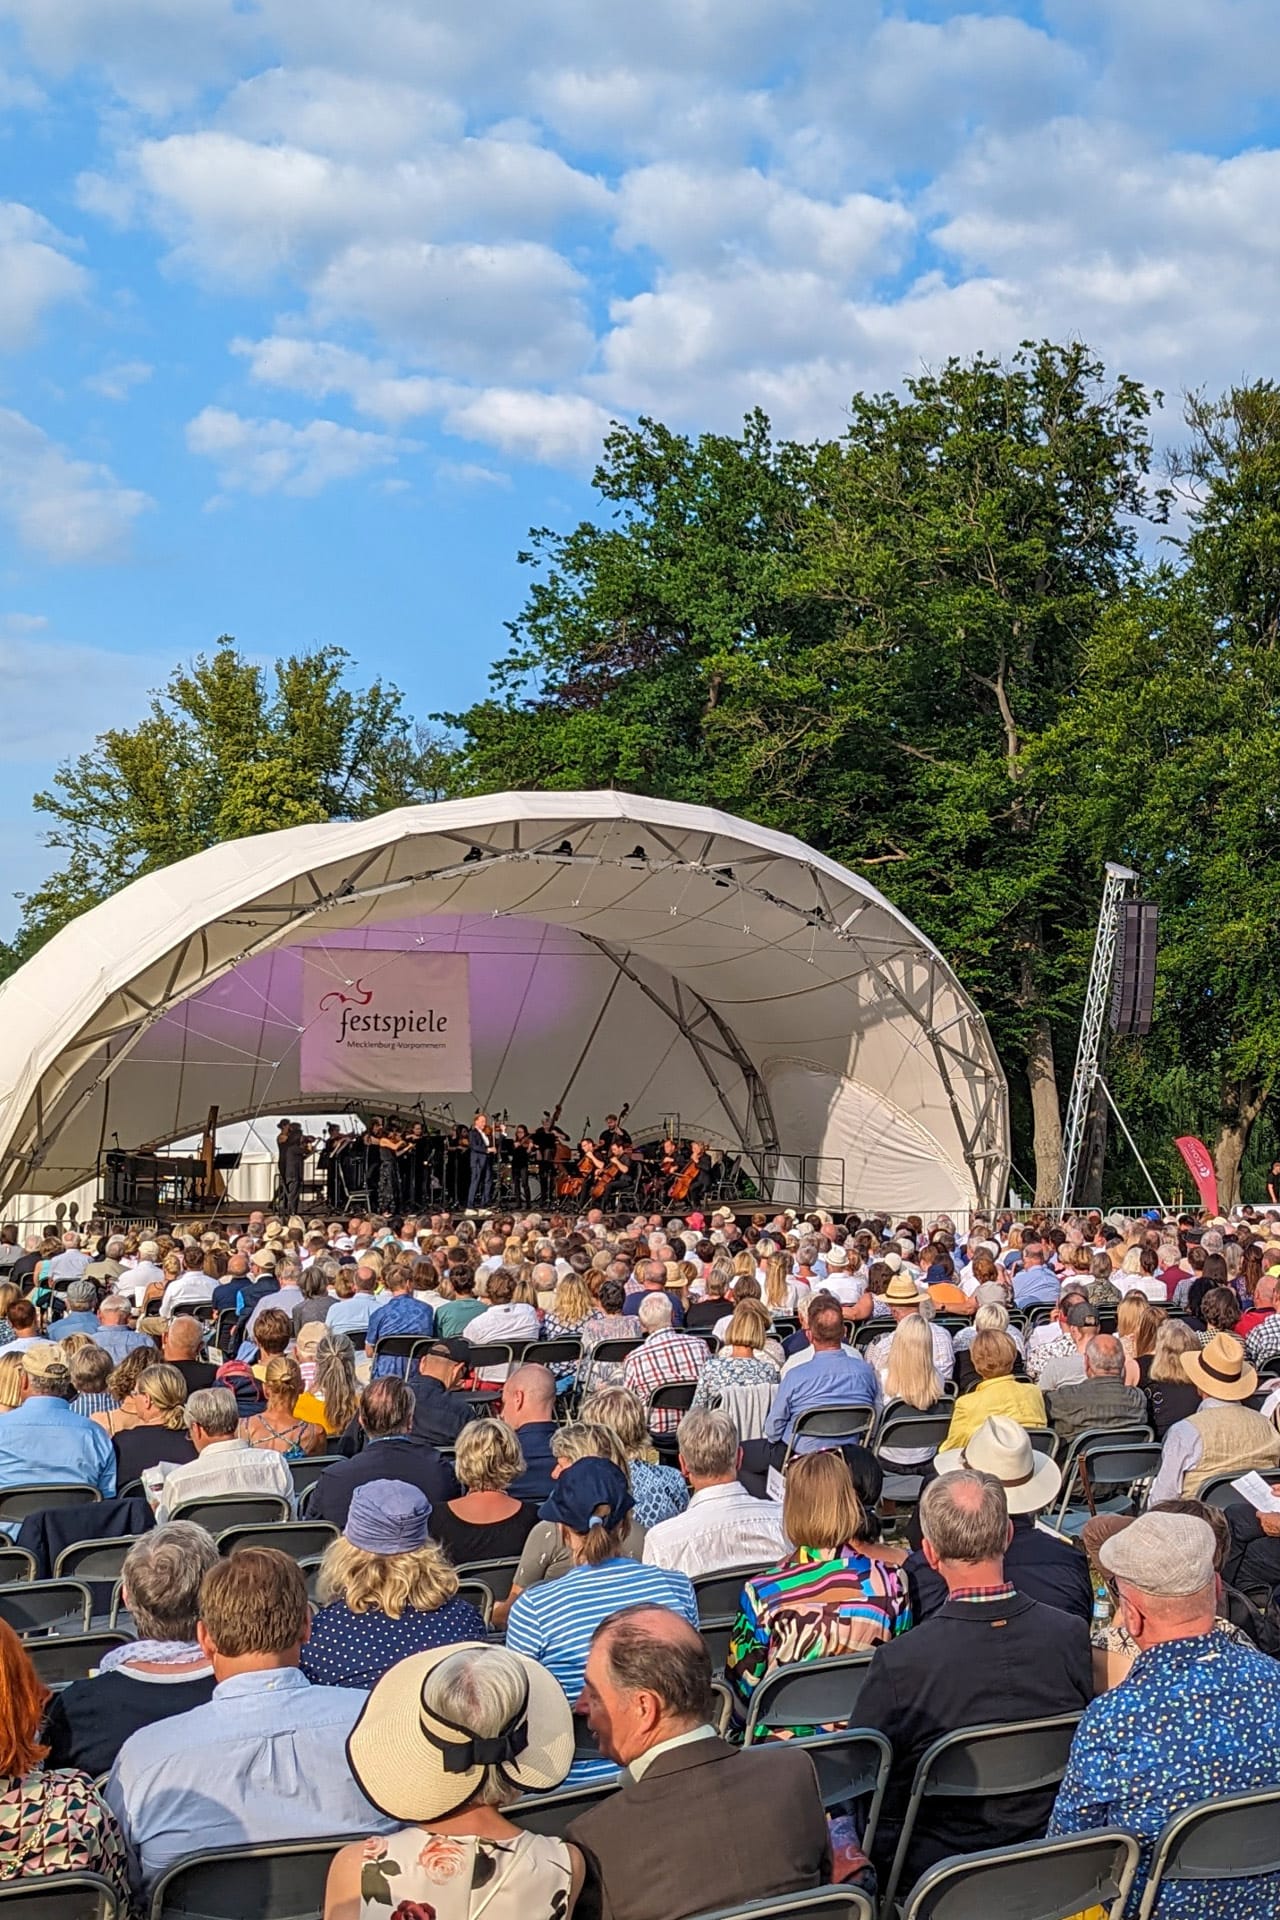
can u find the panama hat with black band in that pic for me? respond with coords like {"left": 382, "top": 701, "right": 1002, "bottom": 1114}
{"left": 346, "top": 1642, "right": 574, "bottom": 1822}
{"left": 1182, "top": 1329, "right": 1257, "bottom": 1402}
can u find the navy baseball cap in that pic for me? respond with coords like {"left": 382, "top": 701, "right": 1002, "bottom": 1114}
{"left": 538, "top": 1457, "right": 633, "bottom": 1534}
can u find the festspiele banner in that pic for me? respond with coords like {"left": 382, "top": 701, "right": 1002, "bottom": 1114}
{"left": 299, "top": 950, "right": 472, "bottom": 1095}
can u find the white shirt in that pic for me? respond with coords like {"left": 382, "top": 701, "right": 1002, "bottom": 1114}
{"left": 779, "top": 1340, "right": 858, "bottom": 1377}
{"left": 818, "top": 1272, "right": 865, "bottom": 1306}
{"left": 465, "top": 1301, "right": 541, "bottom": 1382}
{"left": 642, "top": 1480, "right": 790, "bottom": 1577}
{"left": 159, "top": 1275, "right": 215, "bottom": 1318}
{"left": 628, "top": 1723, "right": 719, "bottom": 1782}
{"left": 155, "top": 1439, "right": 294, "bottom": 1522}
{"left": 1118, "top": 1275, "right": 1169, "bottom": 1303}
{"left": 117, "top": 1260, "right": 164, "bottom": 1307}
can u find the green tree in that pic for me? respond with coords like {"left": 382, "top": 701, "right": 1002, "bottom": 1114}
{"left": 2, "top": 641, "right": 449, "bottom": 975}
{"left": 445, "top": 343, "right": 1168, "bottom": 1196}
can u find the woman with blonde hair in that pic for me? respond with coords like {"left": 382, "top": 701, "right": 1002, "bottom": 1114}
{"left": 542, "top": 1273, "right": 595, "bottom": 1388}
{"left": 761, "top": 1252, "right": 800, "bottom": 1317}
{"left": 1117, "top": 1293, "right": 1163, "bottom": 1387}
{"left": 111, "top": 1362, "right": 197, "bottom": 1486}
{"left": 579, "top": 1384, "right": 688, "bottom": 1528}
{"left": 884, "top": 1312, "right": 944, "bottom": 1411}
{"left": 1145, "top": 1318, "right": 1203, "bottom": 1437}
{"left": 727, "top": 1449, "right": 910, "bottom": 1731}
{"left": 432, "top": 1417, "right": 540, "bottom": 1566}
{"left": 303, "top": 1480, "right": 486, "bottom": 1690}
{"left": 294, "top": 1330, "right": 359, "bottom": 1437}
{"left": 91, "top": 1343, "right": 159, "bottom": 1438}
{"left": 0, "top": 1352, "right": 25, "bottom": 1412}
{"left": 0, "top": 1284, "right": 18, "bottom": 1351}
{"left": 240, "top": 1355, "right": 327, "bottom": 1457}
{"left": 492, "top": 1422, "right": 636, "bottom": 1630}
{"left": 691, "top": 1302, "right": 780, "bottom": 1415}
{"left": 942, "top": 1331, "right": 1046, "bottom": 1452}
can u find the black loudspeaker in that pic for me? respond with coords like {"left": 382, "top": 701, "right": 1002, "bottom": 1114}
{"left": 1110, "top": 900, "right": 1159, "bottom": 1035}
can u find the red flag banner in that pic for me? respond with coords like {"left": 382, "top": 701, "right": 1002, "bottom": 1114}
{"left": 1175, "top": 1136, "right": 1220, "bottom": 1217}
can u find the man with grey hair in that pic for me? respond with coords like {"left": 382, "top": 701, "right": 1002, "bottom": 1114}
{"left": 43, "top": 1521, "right": 221, "bottom": 1774}
{"left": 118, "top": 1238, "right": 165, "bottom": 1308}
{"left": 857, "top": 1468, "right": 1092, "bottom": 1892}
{"left": 643, "top": 1409, "right": 787, "bottom": 1576}
{"left": 85, "top": 1234, "right": 126, "bottom": 1286}
{"left": 1050, "top": 1511, "right": 1280, "bottom": 1915}
{"left": 622, "top": 1294, "right": 708, "bottom": 1435}
{"left": 1045, "top": 1331, "right": 1148, "bottom": 1447}
{"left": 50, "top": 1278, "right": 102, "bottom": 1342}
{"left": 155, "top": 1385, "right": 292, "bottom": 1520}
{"left": 49, "top": 1228, "right": 91, "bottom": 1287}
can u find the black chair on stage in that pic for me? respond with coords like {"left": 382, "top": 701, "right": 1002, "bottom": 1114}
{"left": 899, "top": 1828, "right": 1140, "bottom": 1920}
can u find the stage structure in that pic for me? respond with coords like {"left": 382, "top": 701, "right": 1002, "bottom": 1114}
{"left": 0, "top": 792, "right": 1009, "bottom": 1215}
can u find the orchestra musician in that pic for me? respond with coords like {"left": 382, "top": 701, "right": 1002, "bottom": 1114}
{"left": 668, "top": 1139, "right": 709, "bottom": 1208}
{"left": 316, "top": 1123, "right": 347, "bottom": 1210}
{"left": 276, "top": 1118, "right": 312, "bottom": 1218}
{"left": 592, "top": 1138, "right": 631, "bottom": 1203}
{"left": 445, "top": 1124, "right": 471, "bottom": 1209}
{"left": 509, "top": 1124, "right": 533, "bottom": 1209}
{"left": 598, "top": 1111, "right": 632, "bottom": 1152}
{"left": 532, "top": 1108, "right": 570, "bottom": 1208}
{"left": 468, "top": 1111, "right": 498, "bottom": 1210}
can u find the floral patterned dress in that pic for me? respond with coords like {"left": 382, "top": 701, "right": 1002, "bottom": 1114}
{"left": 0, "top": 1768, "right": 131, "bottom": 1907}
{"left": 359, "top": 1827, "right": 574, "bottom": 1920}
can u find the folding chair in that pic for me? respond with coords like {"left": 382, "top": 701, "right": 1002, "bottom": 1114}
{"left": 508, "top": 1778, "right": 619, "bottom": 1837}
{"left": 0, "top": 1548, "right": 37, "bottom": 1584}
{"left": 461, "top": 1342, "right": 518, "bottom": 1398}
{"left": 900, "top": 1827, "right": 1141, "bottom": 1920}
{"left": 27, "top": 1631, "right": 134, "bottom": 1687}
{"left": 0, "top": 1485, "right": 101, "bottom": 1523}
{"left": 742, "top": 1652, "right": 875, "bottom": 1743}
{"left": 0, "top": 1872, "right": 123, "bottom": 1918}
{"left": 147, "top": 1834, "right": 366, "bottom": 1920}
{"left": 782, "top": 1403, "right": 875, "bottom": 1469}
{"left": 456, "top": 1557, "right": 521, "bottom": 1606}
{"left": 692, "top": 1565, "right": 770, "bottom": 1622}
{"left": 877, "top": 1712, "right": 1085, "bottom": 1917}
{"left": 167, "top": 1494, "right": 291, "bottom": 1531}
{"left": 520, "top": 1338, "right": 583, "bottom": 1375}
{"left": 1194, "top": 1471, "right": 1267, "bottom": 1510}
{"left": 1053, "top": 1443, "right": 1162, "bottom": 1530}
{"left": 1021, "top": 1426, "right": 1061, "bottom": 1461}
{"left": 647, "top": 1380, "right": 699, "bottom": 1457}
{"left": 682, "top": 1887, "right": 874, "bottom": 1920}
{"left": 873, "top": 1407, "right": 955, "bottom": 1503}
{"left": 792, "top": 1727, "right": 892, "bottom": 1857}
{"left": 700, "top": 1620, "right": 736, "bottom": 1674}
{"left": 54, "top": 1538, "right": 141, "bottom": 1584}
{"left": 287, "top": 1455, "right": 342, "bottom": 1500}
{"left": 370, "top": 1333, "right": 437, "bottom": 1371}
{"left": 1137, "top": 1782, "right": 1280, "bottom": 1920}
{"left": 1051, "top": 1426, "right": 1154, "bottom": 1525}
{"left": 0, "top": 1578, "right": 92, "bottom": 1636}
{"left": 455, "top": 1578, "right": 494, "bottom": 1627}
{"left": 579, "top": 1336, "right": 645, "bottom": 1393}
{"left": 218, "top": 1521, "right": 339, "bottom": 1561}
{"left": 853, "top": 1323, "right": 886, "bottom": 1352}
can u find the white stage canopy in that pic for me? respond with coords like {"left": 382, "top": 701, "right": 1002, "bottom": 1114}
{"left": 0, "top": 791, "right": 1009, "bottom": 1213}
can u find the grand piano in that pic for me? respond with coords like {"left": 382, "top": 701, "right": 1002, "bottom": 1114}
{"left": 103, "top": 1151, "right": 207, "bottom": 1214}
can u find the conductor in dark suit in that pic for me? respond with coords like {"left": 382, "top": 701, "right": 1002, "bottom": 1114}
{"left": 467, "top": 1111, "right": 495, "bottom": 1210}
{"left": 568, "top": 1604, "right": 830, "bottom": 1920}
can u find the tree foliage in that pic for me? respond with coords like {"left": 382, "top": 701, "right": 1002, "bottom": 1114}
{"left": 2, "top": 642, "right": 449, "bottom": 975}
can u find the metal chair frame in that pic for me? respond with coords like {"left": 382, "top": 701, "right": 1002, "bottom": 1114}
{"left": 1136, "top": 1783, "right": 1280, "bottom": 1920}
{"left": 742, "top": 1652, "right": 876, "bottom": 1744}
{"left": 899, "top": 1826, "right": 1140, "bottom": 1920}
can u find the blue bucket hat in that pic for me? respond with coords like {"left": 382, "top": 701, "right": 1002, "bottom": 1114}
{"left": 538, "top": 1457, "right": 633, "bottom": 1534}
{"left": 344, "top": 1479, "right": 433, "bottom": 1554}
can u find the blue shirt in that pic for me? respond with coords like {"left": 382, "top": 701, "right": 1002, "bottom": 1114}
{"left": 764, "top": 1348, "right": 881, "bottom": 1449}
{"left": 93, "top": 1325, "right": 152, "bottom": 1366}
{"left": 0, "top": 1396, "right": 116, "bottom": 1530}
{"left": 507, "top": 1558, "right": 699, "bottom": 1781}
{"left": 365, "top": 1296, "right": 436, "bottom": 1376}
{"left": 105, "top": 1666, "right": 395, "bottom": 1890}
{"left": 300, "top": 1593, "right": 488, "bottom": 1690}
{"left": 623, "top": 1289, "right": 685, "bottom": 1326}
{"left": 325, "top": 1295, "right": 373, "bottom": 1340}
{"left": 1013, "top": 1262, "right": 1060, "bottom": 1308}
{"left": 50, "top": 1312, "right": 103, "bottom": 1342}
{"left": 1049, "top": 1633, "right": 1280, "bottom": 1917}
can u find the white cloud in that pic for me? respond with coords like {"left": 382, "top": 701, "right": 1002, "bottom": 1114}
{"left": 0, "top": 612, "right": 48, "bottom": 634}
{"left": 185, "top": 405, "right": 417, "bottom": 496}
{"left": 85, "top": 358, "right": 153, "bottom": 400}
{"left": 0, "top": 203, "right": 86, "bottom": 350}
{"left": 0, "top": 0, "right": 254, "bottom": 110}
{"left": 232, "top": 336, "right": 444, "bottom": 425}
{"left": 0, "top": 632, "right": 170, "bottom": 760}
{"left": 438, "top": 387, "right": 612, "bottom": 465}
{"left": 221, "top": 66, "right": 464, "bottom": 158}
{"left": 614, "top": 164, "right": 912, "bottom": 276}
{"left": 0, "top": 410, "right": 150, "bottom": 562}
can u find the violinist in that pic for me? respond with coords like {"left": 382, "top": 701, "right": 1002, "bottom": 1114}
{"left": 444, "top": 1124, "right": 471, "bottom": 1209}
{"left": 509, "top": 1123, "right": 533, "bottom": 1209}
{"left": 532, "top": 1108, "right": 570, "bottom": 1207}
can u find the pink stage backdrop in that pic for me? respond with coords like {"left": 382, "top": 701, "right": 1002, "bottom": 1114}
{"left": 300, "top": 949, "right": 472, "bottom": 1095}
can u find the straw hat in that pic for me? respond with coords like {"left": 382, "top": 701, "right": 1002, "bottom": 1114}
{"left": 1182, "top": 1330, "right": 1256, "bottom": 1402}
{"left": 934, "top": 1414, "right": 1061, "bottom": 1515}
{"left": 883, "top": 1273, "right": 923, "bottom": 1306}
{"left": 346, "top": 1642, "right": 573, "bottom": 1822}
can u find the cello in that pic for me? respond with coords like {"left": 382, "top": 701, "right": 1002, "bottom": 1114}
{"left": 668, "top": 1141, "right": 706, "bottom": 1205}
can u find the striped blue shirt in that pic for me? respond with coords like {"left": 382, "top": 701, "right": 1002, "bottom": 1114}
{"left": 506, "top": 1557, "right": 699, "bottom": 1781}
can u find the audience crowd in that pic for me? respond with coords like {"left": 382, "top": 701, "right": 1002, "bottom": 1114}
{"left": 2, "top": 1197, "right": 1280, "bottom": 1916}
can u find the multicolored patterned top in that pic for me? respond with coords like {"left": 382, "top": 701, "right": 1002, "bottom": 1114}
{"left": 726, "top": 1544, "right": 912, "bottom": 1732}
{"left": 0, "top": 1767, "right": 131, "bottom": 1907}
{"left": 1050, "top": 1631, "right": 1280, "bottom": 1917}
{"left": 357, "top": 1825, "right": 574, "bottom": 1920}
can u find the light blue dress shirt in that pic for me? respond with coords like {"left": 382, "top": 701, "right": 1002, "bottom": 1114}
{"left": 105, "top": 1666, "right": 396, "bottom": 1890}
{"left": 93, "top": 1325, "right": 153, "bottom": 1366}
{"left": 0, "top": 1396, "right": 116, "bottom": 1534}
{"left": 50, "top": 1311, "right": 104, "bottom": 1343}
{"left": 764, "top": 1347, "right": 881, "bottom": 1449}
{"left": 1012, "top": 1262, "right": 1061, "bottom": 1308}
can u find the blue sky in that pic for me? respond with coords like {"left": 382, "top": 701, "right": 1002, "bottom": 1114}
{"left": 2, "top": 0, "right": 1279, "bottom": 932}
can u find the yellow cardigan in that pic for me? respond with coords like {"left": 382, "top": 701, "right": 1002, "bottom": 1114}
{"left": 943, "top": 1375, "right": 1047, "bottom": 1452}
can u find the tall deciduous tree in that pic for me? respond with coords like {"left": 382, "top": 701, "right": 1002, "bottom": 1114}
{"left": 2, "top": 642, "right": 448, "bottom": 975}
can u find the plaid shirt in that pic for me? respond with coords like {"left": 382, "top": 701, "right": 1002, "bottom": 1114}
{"left": 947, "top": 1582, "right": 1017, "bottom": 1605}
{"left": 1246, "top": 1314, "right": 1280, "bottom": 1367}
{"left": 622, "top": 1329, "right": 708, "bottom": 1432}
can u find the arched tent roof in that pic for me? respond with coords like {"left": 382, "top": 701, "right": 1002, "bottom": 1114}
{"left": 0, "top": 791, "right": 1008, "bottom": 1213}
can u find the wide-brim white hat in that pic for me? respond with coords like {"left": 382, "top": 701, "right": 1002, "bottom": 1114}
{"left": 347, "top": 1642, "right": 574, "bottom": 1822}
{"left": 934, "top": 1414, "right": 1061, "bottom": 1515}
